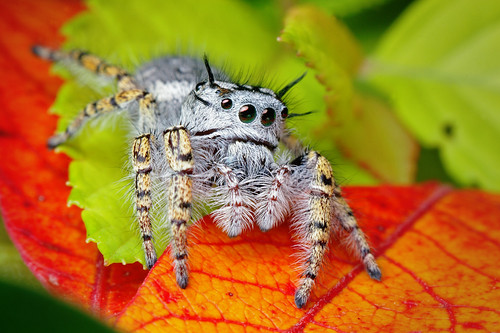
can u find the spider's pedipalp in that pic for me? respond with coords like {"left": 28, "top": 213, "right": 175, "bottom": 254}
{"left": 213, "top": 164, "right": 254, "bottom": 238}
{"left": 164, "top": 126, "right": 194, "bottom": 289}
{"left": 256, "top": 165, "right": 292, "bottom": 232}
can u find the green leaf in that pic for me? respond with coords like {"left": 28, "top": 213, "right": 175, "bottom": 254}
{"left": 0, "top": 280, "right": 117, "bottom": 333}
{"left": 280, "top": 5, "right": 418, "bottom": 183}
{"left": 367, "top": 0, "right": 500, "bottom": 191}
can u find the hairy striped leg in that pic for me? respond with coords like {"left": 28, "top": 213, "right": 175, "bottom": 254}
{"left": 332, "top": 191, "right": 381, "bottom": 281}
{"left": 33, "top": 45, "right": 155, "bottom": 148}
{"left": 164, "top": 126, "right": 194, "bottom": 288}
{"left": 293, "top": 151, "right": 335, "bottom": 309}
{"left": 131, "top": 94, "right": 159, "bottom": 269}
{"left": 32, "top": 45, "right": 138, "bottom": 91}
{"left": 45, "top": 89, "right": 156, "bottom": 148}
{"left": 256, "top": 165, "right": 292, "bottom": 232}
{"left": 293, "top": 151, "right": 381, "bottom": 308}
{"left": 213, "top": 165, "right": 253, "bottom": 238}
{"left": 132, "top": 134, "right": 156, "bottom": 268}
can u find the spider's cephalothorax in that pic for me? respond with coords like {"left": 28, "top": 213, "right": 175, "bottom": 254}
{"left": 33, "top": 46, "right": 381, "bottom": 309}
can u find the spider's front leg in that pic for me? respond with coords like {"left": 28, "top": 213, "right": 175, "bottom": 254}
{"left": 132, "top": 134, "right": 156, "bottom": 268}
{"left": 36, "top": 46, "right": 162, "bottom": 267}
{"left": 164, "top": 126, "right": 194, "bottom": 288}
{"left": 291, "top": 151, "right": 381, "bottom": 308}
{"left": 131, "top": 93, "right": 161, "bottom": 269}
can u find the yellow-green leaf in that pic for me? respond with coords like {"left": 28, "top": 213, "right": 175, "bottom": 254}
{"left": 367, "top": 0, "right": 500, "bottom": 191}
{"left": 281, "top": 5, "right": 418, "bottom": 183}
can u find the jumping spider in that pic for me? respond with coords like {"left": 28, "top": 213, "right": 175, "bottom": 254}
{"left": 33, "top": 45, "right": 381, "bottom": 308}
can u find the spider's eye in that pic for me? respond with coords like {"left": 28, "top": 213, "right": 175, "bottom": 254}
{"left": 221, "top": 98, "right": 232, "bottom": 109}
{"left": 195, "top": 82, "right": 205, "bottom": 91}
{"left": 281, "top": 107, "right": 289, "bottom": 119}
{"left": 239, "top": 104, "right": 257, "bottom": 123}
{"left": 261, "top": 108, "right": 276, "bottom": 127}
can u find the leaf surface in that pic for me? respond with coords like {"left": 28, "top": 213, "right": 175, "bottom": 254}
{"left": 367, "top": 0, "right": 500, "bottom": 191}
{"left": 113, "top": 186, "right": 500, "bottom": 332}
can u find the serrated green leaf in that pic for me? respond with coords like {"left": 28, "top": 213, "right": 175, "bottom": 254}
{"left": 367, "top": 0, "right": 500, "bottom": 191}
{"left": 280, "top": 5, "right": 418, "bottom": 184}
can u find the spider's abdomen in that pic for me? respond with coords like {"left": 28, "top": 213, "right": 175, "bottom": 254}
{"left": 135, "top": 57, "right": 206, "bottom": 128}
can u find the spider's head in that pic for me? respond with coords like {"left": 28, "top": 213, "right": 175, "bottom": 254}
{"left": 181, "top": 56, "right": 303, "bottom": 150}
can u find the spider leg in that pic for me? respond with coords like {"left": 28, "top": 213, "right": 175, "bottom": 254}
{"left": 32, "top": 45, "right": 137, "bottom": 91}
{"left": 132, "top": 134, "right": 156, "bottom": 269}
{"left": 34, "top": 46, "right": 155, "bottom": 148}
{"left": 291, "top": 151, "right": 381, "bottom": 308}
{"left": 164, "top": 126, "right": 194, "bottom": 288}
{"left": 131, "top": 91, "right": 160, "bottom": 269}
{"left": 47, "top": 89, "right": 156, "bottom": 148}
{"left": 332, "top": 191, "right": 381, "bottom": 281}
{"left": 255, "top": 165, "right": 292, "bottom": 232}
{"left": 213, "top": 164, "right": 253, "bottom": 238}
{"left": 292, "top": 151, "right": 334, "bottom": 308}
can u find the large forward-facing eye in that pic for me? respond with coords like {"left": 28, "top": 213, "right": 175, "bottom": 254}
{"left": 261, "top": 108, "right": 276, "bottom": 127}
{"left": 239, "top": 104, "right": 257, "bottom": 123}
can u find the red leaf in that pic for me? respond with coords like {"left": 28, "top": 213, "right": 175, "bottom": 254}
{"left": 0, "top": 0, "right": 147, "bottom": 317}
{"left": 113, "top": 185, "right": 500, "bottom": 332}
{"left": 1, "top": 1, "right": 500, "bottom": 332}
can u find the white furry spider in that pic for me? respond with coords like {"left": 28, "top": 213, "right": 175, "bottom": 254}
{"left": 33, "top": 45, "right": 381, "bottom": 308}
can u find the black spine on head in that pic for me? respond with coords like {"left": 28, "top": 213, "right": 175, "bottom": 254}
{"left": 203, "top": 54, "right": 215, "bottom": 86}
{"left": 276, "top": 72, "right": 307, "bottom": 99}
